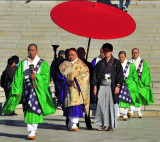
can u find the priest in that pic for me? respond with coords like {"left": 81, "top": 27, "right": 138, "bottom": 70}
{"left": 56, "top": 48, "right": 90, "bottom": 131}
{"left": 2, "top": 43, "right": 56, "bottom": 140}
{"left": 128, "top": 48, "right": 154, "bottom": 118}
{"left": 117, "top": 51, "right": 141, "bottom": 121}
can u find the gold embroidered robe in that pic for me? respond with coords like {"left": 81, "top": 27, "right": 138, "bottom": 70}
{"left": 59, "top": 58, "right": 90, "bottom": 116}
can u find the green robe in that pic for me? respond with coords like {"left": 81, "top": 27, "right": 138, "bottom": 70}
{"left": 119, "top": 63, "right": 142, "bottom": 108}
{"left": 2, "top": 59, "right": 56, "bottom": 124}
{"left": 138, "top": 60, "right": 154, "bottom": 105}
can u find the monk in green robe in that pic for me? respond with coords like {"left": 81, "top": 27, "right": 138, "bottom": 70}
{"left": 117, "top": 51, "right": 142, "bottom": 121}
{"left": 2, "top": 43, "right": 56, "bottom": 140}
{"left": 128, "top": 48, "right": 154, "bottom": 118}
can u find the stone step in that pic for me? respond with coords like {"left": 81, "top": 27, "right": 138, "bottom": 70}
{"left": 144, "top": 104, "right": 160, "bottom": 111}
{"left": 1, "top": 107, "right": 160, "bottom": 117}
{"left": 0, "top": 11, "right": 158, "bottom": 17}
{"left": 0, "top": 0, "right": 160, "bottom": 5}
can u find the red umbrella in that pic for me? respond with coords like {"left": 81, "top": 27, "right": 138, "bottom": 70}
{"left": 50, "top": 1, "right": 136, "bottom": 59}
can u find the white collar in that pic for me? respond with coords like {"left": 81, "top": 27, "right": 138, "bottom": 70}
{"left": 70, "top": 57, "right": 78, "bottom": 64}
{"left": 131, "top": 56, "right": 141, "bottom": 63}
{"left": 121, "top": 59, "right": 128, "bottom": 70}
{"left": 26, "top": 55, "right": 40, "bottom": 64}
{"left": 23, "top": 55, "right": 40, "bottom": 79}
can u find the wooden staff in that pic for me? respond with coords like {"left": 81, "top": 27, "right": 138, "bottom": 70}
{"left": 29, "top": 64, "right": 37, "bottom": 89}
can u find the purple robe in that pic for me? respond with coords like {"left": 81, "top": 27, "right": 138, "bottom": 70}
{"left": 91, "top": 57, "right": 97, "bottom": 67}
{"left": 56, "top": 71, "right": 84, "bottom": 117}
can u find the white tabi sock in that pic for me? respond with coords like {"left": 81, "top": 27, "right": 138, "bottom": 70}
{"left": 137, "top": 111, "right": 142, "bottom": 116}
{"left": 72, "top": 123, "right": 77, "bottom": 128}
{"left": 130, "top": 106, "right": 135, "bottom": 115}
{"left": 28, "top": 131, "right": 36, "bottom": 137}
{"left": 69, "top": 117, "right": 79, "bottom": 128}
{"left": 27, "top": 124, "right": 38, "bottom": 131}
{"left": 123, "top": 114, "right": 128, "bottom": 119}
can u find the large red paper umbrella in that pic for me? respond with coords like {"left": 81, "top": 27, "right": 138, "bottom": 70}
{"left": 50, "top": 0, "right": 136, "bottom": 59}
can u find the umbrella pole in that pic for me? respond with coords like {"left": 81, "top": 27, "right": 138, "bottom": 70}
{"left": 86, "top": 38, "right": 91, "bottom": 61}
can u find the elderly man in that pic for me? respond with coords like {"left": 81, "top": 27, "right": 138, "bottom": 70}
{"left": 56, "top": 48, "right": 90, "bottom": 131}
{"left": 92, "top": 43, "right": 124, "bottom": 131}
{"left": 128, "top": 48, "right": 154, "bottom": 118}
{"left": 117, "top": 51, "right": 141, "bottom": 121}
{"left": 2, "top": 43, "right": 56, "bottom": 140}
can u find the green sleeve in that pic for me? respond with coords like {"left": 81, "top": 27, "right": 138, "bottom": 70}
{"left": 35, "top": 61, "right": 56, "bottom": 116}
{"left": 35, "top": 60, "right": 50, "bottom": 89}
{"left": 125, "top": 63, "right": 142, "bottom": 107}
{"left": 126, "top": 63, "right": 139, "bottom": 86}
{"left": 139, "top": 60, "right": 151, "bottom": 86}
{"left": 139, "top": 60, "right": 154, "bottom": 105}
{"left": 12, "top": 60, "right": 25, "bottom": 95}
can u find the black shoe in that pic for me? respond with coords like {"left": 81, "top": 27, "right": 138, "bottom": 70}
{"left": 85, "top": 114, "right": 92, "bottom": 130}
{"left": 25, "top": 0, "right": 31, "bottom": 3}
{"left": 106, "top": 127, "right": 113, "bottom": 131}
{"left": 77, "top": 123, "right": 79, "bottom": 128}
{"left": 66, "top": 117, "right": 69, "bottom": 127}
{"left": 123, "top": 6, "right": 128, "bottom": 13}
{"left": 4, "top": 113, "right": 14, "bottom": 116}
{"left": 12, "top": 113, "right": 18, "bottom": 116}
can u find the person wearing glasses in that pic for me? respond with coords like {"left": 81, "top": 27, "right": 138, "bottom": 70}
{"left": 127, "top": 48, "right": 154, "bottom": 118}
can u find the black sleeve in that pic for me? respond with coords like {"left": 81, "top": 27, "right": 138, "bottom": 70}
{"left": 91, "top": 62, "right": 100, "bottom": 86}
{"left": 50, "top": 60, "right": 55, "bottom": 82}
{"left": 115, "top": 59, "right": 124, "bottom": 85}
{"left": 3, "top": 71, "right": 8, "bottom": 90}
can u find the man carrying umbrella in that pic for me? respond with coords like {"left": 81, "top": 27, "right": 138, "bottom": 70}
{"left": 56, "top": 48, "right": 90, "bottom": 131}
{"left": 92, "top": 43, "right": 124, "bottom": 131}
{"left": 2, "top": 43, "right": 56, "bottom": 140}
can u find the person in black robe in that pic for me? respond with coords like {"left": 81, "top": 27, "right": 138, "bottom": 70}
{"left": 75, "top": 47, "right": 93, "bottom": 129}
{"left": 1, "top": 57, "right": 17, "bottom": 116}
{"left": 92, "top": 43, "right": 124, "bottom": 131}
{"left": 50, "top": 50, "right": 65, "bottom": 109}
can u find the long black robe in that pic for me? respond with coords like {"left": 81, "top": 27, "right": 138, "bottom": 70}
{"left": 92, "top": 57, "right": 124, "bottom": 104}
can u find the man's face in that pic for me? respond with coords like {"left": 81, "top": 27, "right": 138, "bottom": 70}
{"left": 61, "top": 54, "right": 65, "bottom": 59}
{"left": 77, "top": 49, "right": 85, "bottom": 60}
{"left": 132, "top": 49, "right": 139, "bottom": 60}
{"left": 68, "top": 50, "right": 77, "bottom": 61}
{"left": 103, "top": 48, "right": 112, "bottom": 58}
{"left": 11, "top": 62, "right": 15, "bottom": 68}
{"left": 100, "top": 48, "right": 105, "bottom": 59}
{"left": 119, "top": 54, "right": 126, "bottom": 63}
{"left": 28, "top": 45, "right": 38, "bottom": 60}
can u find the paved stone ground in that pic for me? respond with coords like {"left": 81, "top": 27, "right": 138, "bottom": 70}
{"left": 0, "top": 114, "right": 160, "bottom": 142}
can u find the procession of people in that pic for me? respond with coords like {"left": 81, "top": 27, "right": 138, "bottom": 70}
{"left": 0, "top": 42, "right": 154, "bottom": 140}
